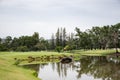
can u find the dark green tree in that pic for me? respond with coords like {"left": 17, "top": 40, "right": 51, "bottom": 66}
{"left": 59, "top": 28, "right": 63, "bottom": 47}
{"left": 34, "top": 37, "right": 49, "bottom": 51}
{"left": 16, "top": 46, "right": 28, "bottom": 52}
{"left": 56, "top": 28, "right": 60, "bottom": 46}
{"left": 63, "top": 28, "right": 66, "bottom": 47}
{"left": 50, "top": 33, "right": 55, "bottom": 50}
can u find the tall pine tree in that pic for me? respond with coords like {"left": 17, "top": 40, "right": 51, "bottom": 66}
{"left": 56, "top": 28, "right": 60, "bottom": 46}
{"left": 63, "top": 28, "right": 66, "bottom": 47}
{"left": 51, "top": 33, "right": 55, "bottom": 50}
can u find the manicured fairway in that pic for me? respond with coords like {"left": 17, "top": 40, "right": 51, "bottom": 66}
{"left": 73, "top": 49, "right": 119, "bottom": 56}
{"left": 0, "top": 49, "right": 119, "bottom": 80}
{"left": 0, "top": 51, "right": 76, "bottom": 80}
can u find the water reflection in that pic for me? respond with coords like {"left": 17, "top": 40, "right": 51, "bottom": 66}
{"left": 80, "top": 56, "right": 120, "bottom": 80}
{"left": 38, "top": 62, "right": 81, "bottom": 80}
{"left": 23, "top": 56, "right": 120, "bottom": 80}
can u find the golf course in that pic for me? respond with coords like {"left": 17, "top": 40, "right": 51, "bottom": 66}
{"left": 0, "top": 49, "right": 119, "bottom": 80}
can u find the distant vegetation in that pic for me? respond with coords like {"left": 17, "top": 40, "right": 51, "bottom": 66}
{"left": 0, "top": 23, "right": 120, "bottom": 80}
{"left": 0, "top": 23, "right": 120, "bottom": 52}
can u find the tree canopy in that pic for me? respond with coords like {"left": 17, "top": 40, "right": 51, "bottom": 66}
{"left": 0, "top": 23, "right": 119, "bottom": 52}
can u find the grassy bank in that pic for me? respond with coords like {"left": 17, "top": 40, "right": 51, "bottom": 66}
{"left": 0, "top": 53, "right": 40, "bottom": 80}
{"left": 73, "top": 49, "right": 119, "bottom": 56}
{"left": 0, "top": 51, "right": 77, "bottom": 80}
{"left": 0, "top": 49, "right": 119, "bottom": 80}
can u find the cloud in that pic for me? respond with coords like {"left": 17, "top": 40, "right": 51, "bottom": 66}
{"left": 0, "top": 0, "right": 120, "bottom": 38}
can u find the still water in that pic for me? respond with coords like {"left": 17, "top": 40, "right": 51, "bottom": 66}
{"left": 23, "top": 56, "right": 120, "bottom": 80}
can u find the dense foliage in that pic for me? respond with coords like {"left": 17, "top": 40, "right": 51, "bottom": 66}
{"left": 0, "top": 23, "right": 119, "bottom": 52}
{"left": 51, "top": 23, "right": 120, "bottom": 51}
{"left": 75, "top": 23, "right": 120, "bottom": 50}
{"left": 0, "top": 32, "right": 49, "bottom": 51}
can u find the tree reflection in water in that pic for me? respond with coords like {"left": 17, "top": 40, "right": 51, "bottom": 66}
{"left": 23, "top": 56, "right": 120, "bottom": 80}
{"left": 77, "top": 56, "right": 120, "bottom": 80}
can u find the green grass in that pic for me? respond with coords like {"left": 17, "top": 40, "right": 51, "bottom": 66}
{"left": 0, "top": 52, "right": 40, "bottom": 80}
{"left": 75, "top": 49, "right": 119, "bottom": 56}
{"left": 0, "top": 60, "right": 39, "bottom": 80}
{"left": 0, "top": 49, "right": 119, "bottom": 80}
{"left": 0, "top": 51, "right": 78, "bottom": 80}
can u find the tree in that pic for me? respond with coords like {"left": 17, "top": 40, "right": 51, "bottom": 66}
{"left": 34, "top": 37, "right": 49, "bottom": 51}
{"left": 75, "top": 27, "right": 90, "bottom": 50}
{"left": 0, "top": 38, "right": 2, "bottom": 44}
{"left": 90, "top": 27, "right": 102, "bottom": 49}
{"left": 50, "top": 33, "right": 55, "bottom": 50}
{"left": 10, "top": 32, "right": 41, "bottom": 51}
{"left": 32, "top": 32, "right": 39, "bottom": 44}
{"left": 63, "top": 28, "right": 66, "bottom": 47}
{"left": 11, "top": 37, "right": 19, "bottom": 51}
{"left": 16, "top": 46, "right": 28, "bottom": 52}
{"left": 65, "top": 33, "right": 76, "bottom": 50}
{"left": 111, "top": 24, "right": 120, "bottom": 53}
{"left": 56, "top": 28, "right": 60, "bottom": 46}
{"left": 5, "top": 36, "right": 12, "bottom": 49}
{"left": 59, "top": 28, "right": 63, "bottom": 47}
{"left": 75, "top": 23, "right": 120, "bottom": 50}
{"left": 55, "top": 46, "right": 62, "bottom": 53}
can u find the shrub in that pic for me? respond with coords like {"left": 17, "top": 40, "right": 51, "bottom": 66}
{"left": 16, "top": 46, "right": 29, "bottom": 52}
{"left": 55, "top": 46, "right": 62, "bottom": 53}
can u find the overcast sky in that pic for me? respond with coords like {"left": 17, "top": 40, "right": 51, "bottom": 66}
{"left": 0, "top": 0, "right": 120, "bottom": 39}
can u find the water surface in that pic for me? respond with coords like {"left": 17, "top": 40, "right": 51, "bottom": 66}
{"left": 23, "top": 56, "right": 120, "bottom": 80}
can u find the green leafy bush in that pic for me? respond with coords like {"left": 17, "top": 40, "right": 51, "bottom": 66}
{"left": 16, "top": 46, "right": 29, "bottom": 52}
{"left": 55, "top": 46, "right": 62, "bottom": 53}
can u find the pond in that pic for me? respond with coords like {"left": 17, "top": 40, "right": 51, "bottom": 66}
{"left": 23, "top": 56, "right": 120, "bottom": 80}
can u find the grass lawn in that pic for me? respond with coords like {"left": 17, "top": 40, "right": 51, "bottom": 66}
{"left": 0, "top": 49, "right": 119, "bottom": 80}
{"left": 0, "top": 52, "right": 40, "bottom": 80}
{"left": 0, "top": 51, "right": 77, "bottom": 80}
{"left": 74, "top": 49, "right": 119, "bottom": 56}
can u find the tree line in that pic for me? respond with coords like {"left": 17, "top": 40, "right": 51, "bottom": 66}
{"left": 50, "top": 27, "right": 75, "bottom": 52}
{"left": 0, "top": 32, "right": 48, "bottom": 51}
{"left": 75, "top": 23, "right": 120, "bottom": 50}
{"left": 51, "top": 23, "right": 120, "bottom": 52}
{"left": 0, "top": 23, "right": 120, "bottom": 52}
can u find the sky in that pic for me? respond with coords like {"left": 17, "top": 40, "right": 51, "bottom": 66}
{"left": 0, "top": 0, "right": 120, "bottom": 39}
